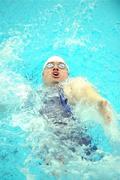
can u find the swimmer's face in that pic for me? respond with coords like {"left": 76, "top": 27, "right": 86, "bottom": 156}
{"left": 43, "top": 61, "right": 69, "bottom": 85}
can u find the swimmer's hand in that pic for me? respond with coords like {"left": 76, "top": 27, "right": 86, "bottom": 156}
{"left": 99, "top": 100, "right": 113, "bottom": 125}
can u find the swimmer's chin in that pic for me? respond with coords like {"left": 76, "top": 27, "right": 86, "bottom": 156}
{"left": 52, "top": 81, "right": 60, "bottom": 85}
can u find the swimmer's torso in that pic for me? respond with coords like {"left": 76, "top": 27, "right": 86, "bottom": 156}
{"left": 37, "top": 84, "right": 97, "bottom": 155}
{"left": 38, "top": 85, "right": 75, "bottom": 127}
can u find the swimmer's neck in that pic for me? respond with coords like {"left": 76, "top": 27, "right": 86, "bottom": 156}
{"left": 44, "top": 82, "right": 59, "bottom": 87}
{"left": 44, "top": 80, "right": 66, "bottom": 87}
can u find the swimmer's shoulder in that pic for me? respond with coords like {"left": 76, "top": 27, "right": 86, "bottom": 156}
{"left": 37, "top": 84, "right": 47, "bottom": 93}
{"left": 62, "top": 77, "right": 97, "bottom": 104}
{"left": 62, "top": 77, "right": 91, "bottom": 89}
{"left": 61, "top": 77, "right": 90, "bottom": 104}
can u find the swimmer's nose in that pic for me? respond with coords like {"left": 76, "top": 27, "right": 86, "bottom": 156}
{"left": 53, "top": 67, "right": 59, "bottom": 71}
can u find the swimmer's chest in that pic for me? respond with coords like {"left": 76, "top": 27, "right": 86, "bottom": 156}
{"left": 39, "top": 87, "right": 72, "bottom": 120}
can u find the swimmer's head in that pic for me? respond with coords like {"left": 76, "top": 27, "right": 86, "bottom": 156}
{"left": 42, "top": 56, "right": 69, "bottom": 85}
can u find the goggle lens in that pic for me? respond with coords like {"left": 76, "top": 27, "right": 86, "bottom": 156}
{"left": 46, "top": 63, "right": 54, "bottom": 68}
{"left": 58, "top": 63, "right": 66, "bottom": 69}
{"left": 46, "top": 62, "right": 66, "bottom": 69}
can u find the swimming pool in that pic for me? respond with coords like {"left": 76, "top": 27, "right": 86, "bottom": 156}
{"left": 0, "top": 0, "right": 120, "bottom": 179}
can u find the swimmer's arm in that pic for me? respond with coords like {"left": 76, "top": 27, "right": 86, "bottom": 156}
{"left": 64, "top": 78, "right": 114, "bottom": 125}
{"left": 82, "top": 85, "right": 114, "bottom": 125}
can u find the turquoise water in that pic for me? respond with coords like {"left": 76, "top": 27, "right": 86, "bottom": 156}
{"left": 0, "top": 0, "right": 120, "bottom": 179}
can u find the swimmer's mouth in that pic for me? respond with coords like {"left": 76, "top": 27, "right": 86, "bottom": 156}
{"left": 52, "top": 71, "right": 59, "bottom": 78}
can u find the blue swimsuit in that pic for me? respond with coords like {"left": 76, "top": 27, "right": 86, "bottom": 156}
{"left": 39, "top": 85, "right": 97, "bottom": 157}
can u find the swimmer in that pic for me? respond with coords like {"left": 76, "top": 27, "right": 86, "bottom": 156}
{"left": 37, "top": 55, "right": 115, "bottom": 164}
{"left": 42, "top": 56, "right": 114, "bottom": 125}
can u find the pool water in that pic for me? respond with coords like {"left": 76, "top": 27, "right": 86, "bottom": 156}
{"left": 0, "top": 0, "right": 120, "bottom": 179}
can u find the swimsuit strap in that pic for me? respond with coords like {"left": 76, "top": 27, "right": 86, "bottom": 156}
{"left": 57, "top": 85, "right": 73, "bottom": 116}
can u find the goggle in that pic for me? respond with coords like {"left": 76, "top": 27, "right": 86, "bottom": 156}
{"left": 45, "top": 62, "right": 67, "bottom": 69}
